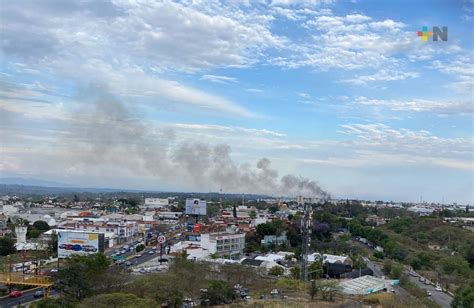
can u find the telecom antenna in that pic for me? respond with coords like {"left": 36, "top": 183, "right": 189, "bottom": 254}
{"left": 300, "top": 199, "right": 311, "bottom": 281}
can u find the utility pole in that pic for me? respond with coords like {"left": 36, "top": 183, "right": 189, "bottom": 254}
{"left": 300, "top": 200, "right": 312, "bottom": 281}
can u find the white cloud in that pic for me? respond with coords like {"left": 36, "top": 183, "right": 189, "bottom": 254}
{"left": 272, "top": 12, "right": 461, "bottom": 71}
{"left": 431, "top": 57, "right": 474, "bottom": 94}
{"left": 341, "top": 70, "right": 419, "bottom": 85}
{"left": 354, "top": 96, "right": 473, "bottom": 115}
{"left": 201, "top": 74, "right": 238, "bottom": 84}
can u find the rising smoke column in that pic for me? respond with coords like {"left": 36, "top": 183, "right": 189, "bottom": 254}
{"left": 63, "top": 86, "right": 330, "bottom": 198}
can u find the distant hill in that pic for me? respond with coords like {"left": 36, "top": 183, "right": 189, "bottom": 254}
{"left": 0, "top": 182, "right": 270, "bottom": 200}
{"left": 0, "top": 177, "right": 72, "bottom": 188}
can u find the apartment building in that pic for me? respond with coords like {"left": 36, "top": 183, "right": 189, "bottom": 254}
{"left": 200, "top": 231, "right": 245, "bottom": 259}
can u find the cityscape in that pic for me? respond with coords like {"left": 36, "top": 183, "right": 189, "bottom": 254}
{"left": 0, "top": 0, "right": 473, "bottom": 308}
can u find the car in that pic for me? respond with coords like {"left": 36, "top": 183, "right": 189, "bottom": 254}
{"left": 9, "top": 290, "right": 23, "bottom": 298}
{"left": 427, "top": 290, "right": 432, "bottom": 296}
{"left": 435, "top": 286, "right": 442, "bottom": 292}
{"left": 59, "top": 244, "right": 73, "bottom": 250}
{"left": 82, "top": 245, "right": 97, "bottom": 252}
{"left": 134, "top": 254, "right": 142, "bottom": 258}
{"left": 419, "top": 277, "right": 426, "bottom": 282}
{"left": 125, "top": 261, "right": 132, "bottom": 266}
{"left": 149, "top": 250, "right": 155, "bottom": 255}
{"left": 34, "top": 290, "right": 45, "bottom": 298}
{"left": 409, "top": 271, "right": 418, "bottom": 277}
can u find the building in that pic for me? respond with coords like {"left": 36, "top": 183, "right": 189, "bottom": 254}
{"left": 366, "top": 215, "right": 387, "bottom": 226}
{"left": 339, "top": 275, "right": 399, "bottom": 295}
{"left": 200, "top": 232, "right": 245, "bottom": 259}
{"left": 308, "top": 253, "right": 352, "bottom": 266}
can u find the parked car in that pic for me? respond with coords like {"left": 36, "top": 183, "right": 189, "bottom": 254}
{"left": 435, "top": 285, "right": 442, "bottom": 292}
{"left": 34, "top": 290, "right": 45, "bottom": 298}
{"left": 149, "top": 250, "right": 155, "bottom": 255}
{"left": 9, "top": 290, "right": 23, "bottom": 298}
{"left": 419, "top": 277, "right": 426, "bottom": 282}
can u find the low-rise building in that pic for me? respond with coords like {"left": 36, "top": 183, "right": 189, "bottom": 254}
{"left": 200, "top": 231, "right": 245, "bottom": 259}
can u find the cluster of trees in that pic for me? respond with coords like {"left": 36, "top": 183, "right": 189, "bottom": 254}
{"left": 37, "top": 253, "right": 246, "bottom": 307}
{"left": 245, "top": 219, "right": 302, "bottom": 254}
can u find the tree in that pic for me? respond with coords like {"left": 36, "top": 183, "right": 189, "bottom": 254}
{"left": 318, "top": 280, "right": 342, "bottom": 301}
{"left": 269, "top": 266, "right": 284, "bottom": 276}
{"left": 308, "top": 261, "right": 323, "bottom": 279}
{"left": 290, "top": 266, "right": 300, "bottom": 279}
{"left": 200, "top": 280, "right": 236, "bottom": 305}
{"left": 135, "top": 244, "right": 145, "bottom": 253}
{"left": 440, "top": 256, "right": 471, "bottom": 277}
{"left": 0, "top": 237, "right": 16, "bottom": 256}
{"left": 54, "top": 253, "right": 110, "bottom": 302}
{"left": 390, "top": 263, "right": 403, "bottom": 279}
{"left": 249, "top": 210, "right": 257, "bottom": 219}
{"left": 78, "top": 293, "right": 155, "bottom": 308}
{"left": 383, "top": 259, "right": 392, "bottom": 275}
{"left": 33, "top": 220, "right": 50, "bottom": 232}
{"left": 463, "top": 244, "right": 474, "bottom": 268}
{"left": 452, "top": 281, "right": 474, "bottom": 308}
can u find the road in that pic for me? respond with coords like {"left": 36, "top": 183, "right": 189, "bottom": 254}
{"left": 0, "top": 288, "right": 57, "bottom": 308}
{"left": 406, "top": 272, "right": 453, "bottom": 308}
{"left": 364, "top": 257, "right": 452, "bottom": 308}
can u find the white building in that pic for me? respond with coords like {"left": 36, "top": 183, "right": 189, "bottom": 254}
{"left": 200, "top": 232, "right": 245, "bottom": 259}
{"left": 308, "top": 253, "right": 352, "bottom": 265}
{"left": 340, "top": 275, "right": 399, "bottom": 295}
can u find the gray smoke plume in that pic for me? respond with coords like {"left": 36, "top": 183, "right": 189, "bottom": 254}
{"left": 64, "top": 86, "right": 330, "bottom": 198}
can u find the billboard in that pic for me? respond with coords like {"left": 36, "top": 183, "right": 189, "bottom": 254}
{"left": 185, "top": 199, "right": 207, "bottom": 215}
{"left": 58, "top": 231, "right": 105, "bottom": 258}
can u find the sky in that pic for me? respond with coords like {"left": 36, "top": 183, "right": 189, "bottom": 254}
{"left": 0, "top": 0, "right": 473, "bottom": 203}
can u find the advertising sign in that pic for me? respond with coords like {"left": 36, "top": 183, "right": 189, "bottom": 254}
{"left": 58, "top": 231, "right": 105, "bottom": 258}
{"left": 185, "top": 199, "right": 207, "bottom": 215}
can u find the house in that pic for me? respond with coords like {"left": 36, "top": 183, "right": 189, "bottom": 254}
{"left": 366, "top": 215, "right": 387, "bottom": 226}
{"left": 308, "top": 253, "right": 353, "bottom": 266}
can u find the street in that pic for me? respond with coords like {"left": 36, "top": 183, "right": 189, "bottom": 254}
{"left": 406, "top": 272, "right": 453, "bottom": 308}
{"left": 364, "top": 257, "right": 453, "bottom": 308}
{"left": 0, "top": 288, "right": 57, "bottom": 308}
